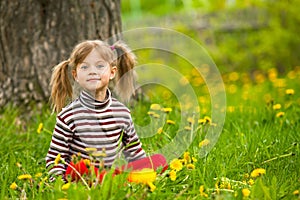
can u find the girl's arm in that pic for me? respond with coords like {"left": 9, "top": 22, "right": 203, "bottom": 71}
{"left": 45, "top": 115, "right": 72, "bottom": 182}
{"left": 122, "top": 118, "right": 146, "bottom": 162}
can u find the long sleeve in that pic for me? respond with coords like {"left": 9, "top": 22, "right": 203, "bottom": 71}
{"left": 122, "top": 115, "right": 146, "bottom": 162}
{"left": 45, "top": 115, "right": 73, "bottom": 181}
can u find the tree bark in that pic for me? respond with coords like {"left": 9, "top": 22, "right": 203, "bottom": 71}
{"left": 0, "top": 0, "right": 122, "bottom": 108}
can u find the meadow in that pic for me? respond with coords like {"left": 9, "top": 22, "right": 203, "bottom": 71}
{"left": 0, "top": 65, "right": 299, "bottom": 199}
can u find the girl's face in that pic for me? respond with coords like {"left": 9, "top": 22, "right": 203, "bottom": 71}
{"left": 73, "top": 49, "right": 117, "bottom": 99}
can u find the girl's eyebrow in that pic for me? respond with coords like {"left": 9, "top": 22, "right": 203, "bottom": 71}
{"left": 80, "top": 60, "right": 107, "bottom": 65}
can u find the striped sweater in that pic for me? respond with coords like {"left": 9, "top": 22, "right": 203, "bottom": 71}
{"left": 45, "top": 89, "right": 146, "bottom": 179}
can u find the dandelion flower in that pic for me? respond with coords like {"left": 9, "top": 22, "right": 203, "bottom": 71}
{"left": 153, "top": 113, "right": 160, "bottom": 118}
{"left": 166, "top": 120, "right": 175, "bottom": 125}
{"left": 157, "top": 127, "right": 163, "bottom": 134}
{"left": 186, "top": 163, "right": 195, "bottom": 170}
{"left": 199, "top": 185, "right": 209, "bottom": 197}
{"left": 242, "top": 188, "right": 251, "bottom": 197}
{"left": 187, "top": 117, "right": 195, "bottom": 124}
{"left": 162, "top": 107, "right": 173, "bottom": 113}
{"left": 183, "top": 152, "right": 191, "bottom": 164}
{"left": 150, "top": 104, "right": 161, "bottom": 111}
{"left": 276, "top": 112, "right": 285, "bottom": 118}
{"left": 248, "top": 179, "right": 254, "bottom": 185}
{"left": 10, "top": 182, "right": 18, "bottom": 190}
{"left": 54, "top": 154, "right": 61, "bottom": 166}
{"left": 204, "top": 116, "right": 211, "bottom": 123}
{"left": 192, "top": 156, "right": 197, "bottom": 163}
{"left": 293, "top": 190, "right": 299, "bottom": 195}
{"left": 62, "top": 182, "right": 71, "bottom": 190}
{"left": 170, "top": 159, "right": 183, "bottom": 171}
{"left": 169, "top": 170, "right": 176, "bottom": 181}
{"left": 184, "top": 126, "right": 191, "bottom": 131}
{"left": 35, "top": 173, "right": 43, "bottom": 178}
{"left": 85, "top": 147, "right": 97, "bottom": 154}
{"left": 128, "top": 168, "right": 157, "bottom": 184}
{"left": 92, "top": 151, "right": 106, "bottom": 158}
{"left": 198, "top": 118, "right": 206, "bottom": 124}
{"left": 199, "top": 139, "right": 210, "bottom": 147}
{"left": 250, "top": 168, "right": 266, "bottom": 178}
{"left": 37, "top": 123, "right": 43, "bottom": 134}
{"left": 16, "top": 162, "right": 22, "bottom": 168}
{"left": 18, "top": 174, "right": 32, "bottom": 180}
{"left": 286, "top": 89, "right": 295, "bottom": 95}
{"left": 147, "top": 111, "right": 155, "bottom": 116}
{"left": 272, "top": 104, "right": 281, "bottom": 110}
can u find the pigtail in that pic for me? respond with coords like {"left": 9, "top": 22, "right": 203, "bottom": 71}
{"left": 50, "top": 60, "right": 73, "bottom": 113}
{"left": 112, "top": 41, "right": 137, "bottom": 102}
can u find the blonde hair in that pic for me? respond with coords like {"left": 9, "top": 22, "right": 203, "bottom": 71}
{"left": 50, "top": 40, "right": 137, "bottom": 113}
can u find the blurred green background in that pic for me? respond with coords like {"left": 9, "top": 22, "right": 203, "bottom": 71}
{"left": 121, "top": 0, "right": 300, "bottom": 74}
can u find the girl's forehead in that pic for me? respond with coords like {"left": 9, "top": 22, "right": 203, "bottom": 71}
{"left": 82, "top": 49, "right": 109, "bottom": 63}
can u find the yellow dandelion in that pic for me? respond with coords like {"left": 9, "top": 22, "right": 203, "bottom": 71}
{"left": 192, "top": 156, "right": 197, "bottom": 163}
{"left": 184, "top": 126, "right": 191, "bottom": 131}
{"left": 16, "top": 162, "right": 22, "bottom": 168}
{"left": 186, "top": 163, "right": 195, "bottom": 170}
{"left": 62, "top": 182, "right": 71, "bottom": 190}
{"left": 242, "top": 188, "right": 251, "bottom": 197}
{"left": 92, "top": 151, "right": 106, "bottom": 158}
{"left": 128, "top": 168, "right": 157, "bottom": 184}
{"left": 35, "top": 173, "right": 43, "bottom": 178}
{"left": 85, "top": 147, "right": 97, "bottom": 153}
{"left": 157, "top": 127, "right": 163, "bottom": 134}
{"left": 286, "top": 89, "right": 295, "bottom": 95}
{"left": 150, "top": 104, "right": 161, "bottom": 111}
{"left": 169, "top": 170, "right": 177, "bottom": 181}
{"left": 183, "top": 152, "right": 191, "bottom": 163}
{"left": 198, "top": 118, "right": 206, "bottom": 124}
{"left": 18, "top": 174, "right": 32, "bottom": 180}
{"left": 54, "top": 154, "right": 61, "bottom": 166}
{"left": 248, "top": 179, "right": 254, "bottom": 185}
{"left": 244, "top": 173, "right": 249, "bottom": 179}
{"left": 147, "top": 111, "right": 155, "bottom": 116}
{"left": 250, "top": 168, "right": 266, "bottom": 178}
{"left": 170, "top": 159, "right": 183, "bottom": 171}
{"left": 199, "top": 139, "right": 210, "bottom": 147}
{"left": 272, "top": 104, "right": 281, "bottom": 110}
{"left": 10, "top": 182, "right": 18, "bottom": 190}
{"left": 293, "top": 190, "right": 299, "bottom": 195}
{"left": 199, "top": 185, "right": 209, "bottom": 198}
{"left": 187, "top": 117, "right": 195, "bottom": 124}
{"left": 204, "top": 116, "right": 211, "bottom": 123}
{"left": 166, "top": 120, "right": 175, "bottom": 125}
{"left": 162, "top": 107, "right": 173, "bottom": 113}
{"left": 37, "top": 123, "right": 43, "bottom": 134}
{"left": 153, "top": 113, "right": 160, "bottom": 118}
{"left": 276, "top": 112, "right": 285, "bottom": 118}
{"left": 83, "top": 159, "right": 91, "bottom": 166}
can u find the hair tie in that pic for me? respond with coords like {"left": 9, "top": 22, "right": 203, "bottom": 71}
{"left": 110, "top": 45, "right": 115, "bottom": 51}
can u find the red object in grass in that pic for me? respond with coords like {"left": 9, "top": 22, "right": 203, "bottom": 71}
{"left": 65, "top": 154, "right": 168, "bottom": 182}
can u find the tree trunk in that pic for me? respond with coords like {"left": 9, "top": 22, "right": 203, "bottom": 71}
{"left": 0, "top": 0, "right": 122, "bottom": 109}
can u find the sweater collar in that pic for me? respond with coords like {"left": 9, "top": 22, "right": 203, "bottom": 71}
{"left": 79, "top": 89, "right": 112, "bottom": 112}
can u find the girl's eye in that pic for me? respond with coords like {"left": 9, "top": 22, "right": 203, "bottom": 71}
{"left": 96, "top": 65, "right": 105, "bottom": 69}
{"left": 80, "top": 65, "right": 89, "bottom": 70}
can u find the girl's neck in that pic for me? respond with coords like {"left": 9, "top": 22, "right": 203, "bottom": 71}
{"left": 84, "top": 88, "right": 108, "bottom": 102}
{"left": 95, "top": 90, "right": 107, "bottom": 102}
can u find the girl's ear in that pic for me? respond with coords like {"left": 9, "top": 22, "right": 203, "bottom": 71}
{"left": 72, "top": 70, "right": 78, "bottom": 81}
{"left": 110, "top": 66, "right": 117, "bottom": 80}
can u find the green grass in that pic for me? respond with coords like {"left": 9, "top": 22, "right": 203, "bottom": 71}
{"left": 1, "top": 68, "right": 300, "bottom": 199}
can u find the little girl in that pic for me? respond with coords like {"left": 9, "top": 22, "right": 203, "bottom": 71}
{"left": 46, "top": 40, "right": 166, "bottom": 182}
